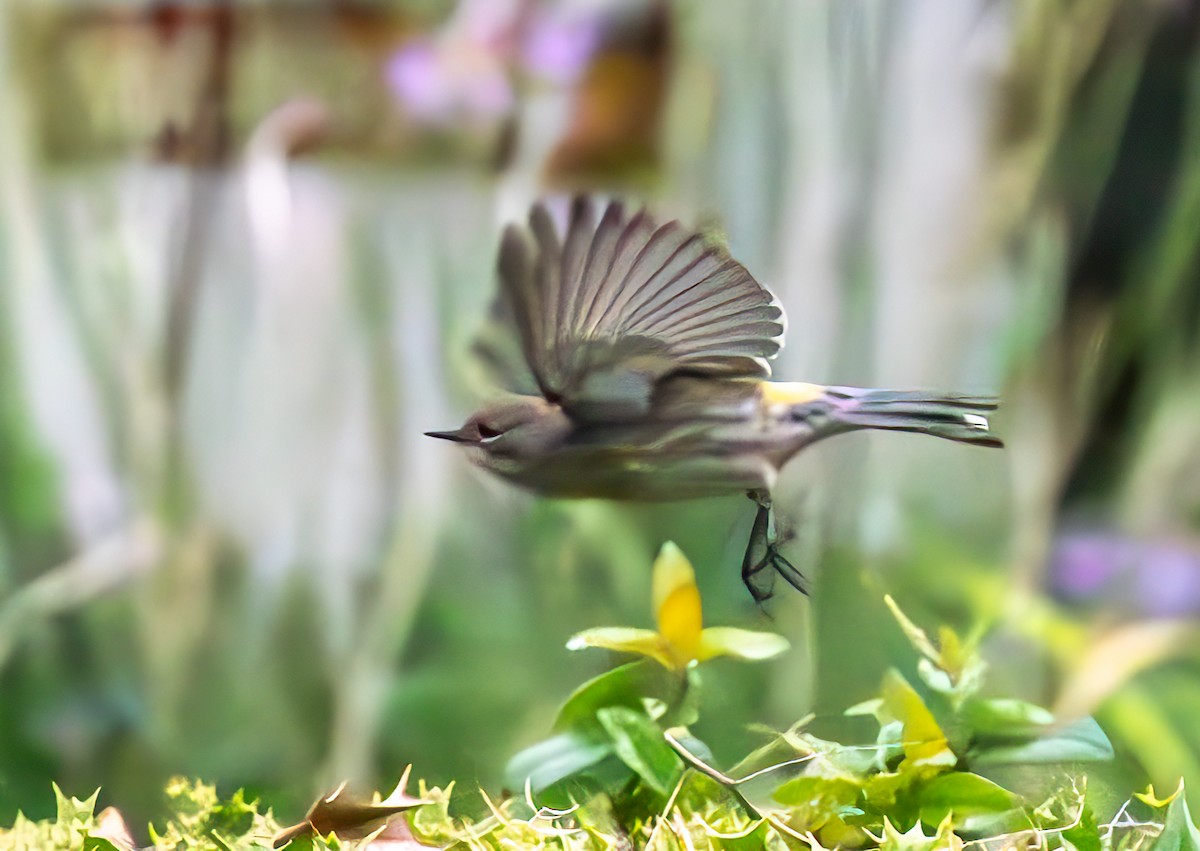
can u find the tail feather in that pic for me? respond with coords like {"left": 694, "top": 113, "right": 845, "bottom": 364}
{"left": 826, "top": 387, "right": 1003, "bottom": 448}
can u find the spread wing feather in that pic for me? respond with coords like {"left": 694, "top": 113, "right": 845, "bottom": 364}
{"left": 480, "top": 196, "right": 785, "bottom": 420}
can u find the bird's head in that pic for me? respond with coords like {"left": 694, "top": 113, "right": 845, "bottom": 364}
{"left": 424, "top": 395, "right": 569, "bottom": 468}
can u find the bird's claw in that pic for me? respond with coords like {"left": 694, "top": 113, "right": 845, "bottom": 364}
{"left": 742, "top": 543, "right": 808, "bottom": 603}
{"left": 741, "top": 495, "right": 808, "bottom": 603}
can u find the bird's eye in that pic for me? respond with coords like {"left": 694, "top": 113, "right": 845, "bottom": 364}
{"left": 477, "top": 423, "right": 504, "bottom": 441}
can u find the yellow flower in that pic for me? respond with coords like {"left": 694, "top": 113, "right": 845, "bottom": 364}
{"left": 1134, "top": 780, "right": 1184, "bottom": 808}
{"left": 566, "top": 542, "right": 790, "bottom": 671}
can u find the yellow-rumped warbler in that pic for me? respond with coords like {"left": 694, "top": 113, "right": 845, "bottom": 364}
{"left": 427, "top": 197, "right": 1001, "bottom": 600}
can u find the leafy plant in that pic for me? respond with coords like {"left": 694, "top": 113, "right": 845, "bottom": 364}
{"left": 501, "top": 549, "right": 1132, "bottom": 848}
{"left": 2, "top": 545, "right": 1198, "bottom": 850}
{"left": 507, "top": 541, "right": 789, "bottom": 804}
{"left": 492, "top": 544, "right": 1143, "bottom": 849}
{"left": 746, "top": 595, "right": 1116, "bottom": 846}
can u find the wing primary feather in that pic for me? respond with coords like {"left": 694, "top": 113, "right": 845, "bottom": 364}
{"left": 636, "top": 262, "right": 774, "bottom": 335}
{"left": 666, "top": 334, "right": 782, "bottom": 357}
{"left": 529, "top": 203, "right": 562, "bottom": 385}
{"left": 642, "top": 296, "right": 772, "bottom": 339}
{"left": 574, "top": 201, "right": 626, "bottom": 340}
{"left": 497, "top": 224, "right": 556, "bottom": 397}
{"left": 639, "top": 289, "right": 780, "bottom": 343}
{"left": 633, "top": 244, "right": 722, "bottom": 311}
{"left": 576, "top": 209, "right": 630, "bottom": 334}
{"left": 560, "top": 197, "right": 596, "bottom": 337}
{"left": 580, "top": 208, "right": 647, "bottom": 333}
{"left": 674, "top": 337, "right": 781, "bottom": 357}
{"left": 558, "top": 198, "right": 597, "bottom": 377}
{"left": 668, "top": 321, "right": 785, "bottom": 346}
{"left": 619, "top": 250, "right": 718, "bottom": 333}
{"left": 662, "top": 305, "right": 783, "bottom": 339}
{"left": 616, "top": 235, "right": 712, "bottom": 331}
{"left": 585, "top": 211, "right": 662, "bottom": 334}
{"left": 604, "top": 222, "right": 690, "bottom": 333}
{"left": 651, "top": 295, "right": 782, "bottom": 337}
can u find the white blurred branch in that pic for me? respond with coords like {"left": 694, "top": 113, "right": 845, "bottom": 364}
{"left": 0, "top": 518, "right": 161, "bottom": 670}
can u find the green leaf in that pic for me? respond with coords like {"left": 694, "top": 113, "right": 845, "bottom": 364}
{"left": 918, "top": 772, "right": 1018, "bottom": 824}
{"left": 774, "top": 776, "right": 862, "bottom": 830}
{"left": 81, "top": 839, "right": 123, "bottom": 851}
{"left": 555, "top": 660, "right": 672, "bottom": 732}
{"left": 209, "top": 832, "right": 238, "bottom": 851}
{"left": 961, "top": 698, "right": 1056, "bottom": 737}
{"left": 884, "top": 596, "right": 941, "bottom": 663}
{"left": 668, "top": 727, "right": 714, "bottom": 767}
{"left": 1062, "top": 806, "right": 1102, "bottom": 851}
{"left": 864, "top": 771, "right": 911, "bottom": 813}
{"left": 972, "top": 717, "right": 1113, "bottom": 766}
{"left": 54, "top": 783, "right": 100, "bottom": 826}
{"left": 779, "top": 727, "right": 881, "bottom": 779}
{"left": 673, "top": 770, "right": 741, "bottom": 814}
{"left": 877, "top": 815, "right": 959, "bottom": 850}
{"left": 672, "top": 665, "right": 703, "bottom": 727}
{"left": 505, "top": 732, "right": 614, "bottom": 792}
{"left": 596, "top": 706, "right": 681, "bottom": 796}
{"left": 208, "top": 788, "right": 258, "bottom": 837}
{"left": 1154, "top": 788, "right": 1200, "bottom": 851}
{"left": 573, "top": 792, "right": 621, "bottom": 839}
{"left": 407, "top": 784, "right": 458, "bottom": 847}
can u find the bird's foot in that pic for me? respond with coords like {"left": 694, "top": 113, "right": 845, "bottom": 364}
{"left": 741, "top": 549, "right": 776, "bottom": 603}
{"left": 741, "top": 543, "right": 808, "bottom": 603}
{"left": 741, "top": 494, "right": 809, "bottom": 603}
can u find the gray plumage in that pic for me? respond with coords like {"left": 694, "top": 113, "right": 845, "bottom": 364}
{"left": 483, "top": 197, "right": 784, "bottom": 420}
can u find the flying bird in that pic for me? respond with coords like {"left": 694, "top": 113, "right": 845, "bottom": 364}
{"left": 427, "top": 197, "right": 1001, "bottom": 600}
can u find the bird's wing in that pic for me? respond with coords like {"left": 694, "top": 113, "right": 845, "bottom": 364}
{"left": 479, "top": 196, "right": 785, "bottom": 420}
{"left": 470, "top": 282, "right": 544, "bottom": 397}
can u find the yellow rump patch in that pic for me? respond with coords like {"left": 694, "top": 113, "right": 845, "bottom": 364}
{"left": 760, "top": 382, "right": 827, "bottom": 408}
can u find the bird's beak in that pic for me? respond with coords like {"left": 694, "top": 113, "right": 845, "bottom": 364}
{"left": 424, "top": 428, "right": 475, "bottom": 443}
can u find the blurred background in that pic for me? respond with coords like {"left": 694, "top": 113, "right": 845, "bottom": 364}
{"left": 1, "top": 0, "right": 1199, "bottom": 828}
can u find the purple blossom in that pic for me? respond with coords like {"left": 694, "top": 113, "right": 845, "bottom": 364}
{"left": 385, "top": 37, "right": 514, "bottom": 127}
{"left": 1051, "top": 530, "right": 1200, "bottom": 618}
{"left": 383, "top": 0, "right": 608, "bottom": 129}
{"left": 522, "top": 8, "right": 604, "bottom": 85}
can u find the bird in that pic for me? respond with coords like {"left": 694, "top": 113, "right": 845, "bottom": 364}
{"left": 426, "top": 196, "right": 1001, "bottom": 601}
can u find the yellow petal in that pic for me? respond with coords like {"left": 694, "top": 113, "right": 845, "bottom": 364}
{"left": 566, "top": 627, "right": 675, "bottom": 668}
{"left": 652, "top": 543, "right": 703, "bottom": 662}
{"left": 696, "top": 627, "right": 790, "bottom": 662}
{"left": 651, "top": 542, "right": 697, "bottom": 614}
{"left": 881, "top": 671, "right": 956, "bottom": 769}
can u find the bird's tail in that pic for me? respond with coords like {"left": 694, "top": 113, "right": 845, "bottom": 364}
{"left": 824, "top": 387, "right": 1003, "bottom": 448}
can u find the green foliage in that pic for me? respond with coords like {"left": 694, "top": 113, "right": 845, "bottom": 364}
{"left": 734, "top": 599, "right": 1121, "bottom": 846}
{"left": 1135, "top": 783, "right": 1200, "bottom": 851}
{"left": 149, "top": 778, "right": 262, "bottom": 847}
{"left": 0, "top": 780, "right": 279, "bottom": 850}
{"left": 4, "top": 774, "right": 1197, "bottom": 850}
{"left": 2, "top": 600, "right": 1197, "bottom": 850}
{"left": 596, "top": 706, "right": 683, "bottom": 796}
{"left": 483, "top": 595, "right": 1159, "bottom": 849}
{"left": 32, "top": 785, "right": 103, "bottom": 849}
